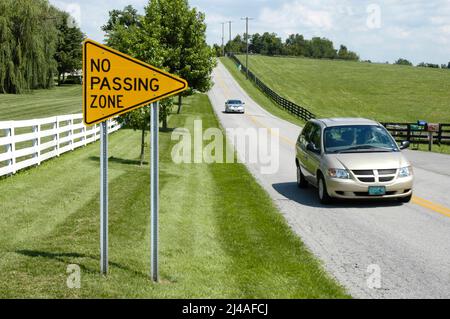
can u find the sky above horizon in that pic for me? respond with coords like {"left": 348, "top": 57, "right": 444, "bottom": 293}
{"left": 50, "top": 0, "right": 450, "bottom": 65}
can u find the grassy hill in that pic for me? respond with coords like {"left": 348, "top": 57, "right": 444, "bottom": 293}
{"left": 234, "top": 55, "right": 450, "bottom": 123}
{"left": 0, "top": 85, "right": 81, "bottom": 120}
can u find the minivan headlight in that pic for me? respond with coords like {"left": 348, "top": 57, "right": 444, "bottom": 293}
{"left": 328, "top": 168, "right": 350, "bottom": 179}
{"left": 399, "top": 166, "right": 412, "bottom": 177}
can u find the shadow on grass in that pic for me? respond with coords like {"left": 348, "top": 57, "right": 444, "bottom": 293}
{"left": 89, "top": 156, "right": 148, "bottom": 166}
{"left": 15, "top": 249, "right": 147, "bottom": 278}
{"left": 160, "top": 127, "right": 175, "bottom": 133}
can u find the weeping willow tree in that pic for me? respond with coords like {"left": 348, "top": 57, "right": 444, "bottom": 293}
{"left": 0, "top": 0, "right": 59, "bottom": 93}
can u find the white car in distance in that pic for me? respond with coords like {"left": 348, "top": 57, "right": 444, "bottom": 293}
{"left": 225, "top": 99, "right": 245, "bottom": 113}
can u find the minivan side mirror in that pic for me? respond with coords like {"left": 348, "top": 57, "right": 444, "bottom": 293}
{"left": 399, "top": 141, "right": 410, "bottom": 150}
{"left": 307, "top": 142, "right": 320, "bottom": 154}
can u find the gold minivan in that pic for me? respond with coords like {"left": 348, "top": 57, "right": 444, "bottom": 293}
{"left": 295, "top": 118, "right": 414, "bottom": 204}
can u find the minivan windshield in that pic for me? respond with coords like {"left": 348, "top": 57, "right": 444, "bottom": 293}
{"left": 228, "top": 100, "right": 242, "bottom": 104}
{"left": 324, "top": 125, "right": 399, "bottom": 154}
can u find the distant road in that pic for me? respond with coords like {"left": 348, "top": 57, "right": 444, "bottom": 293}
{"left": 208, "top": 61, "right": 450, "bottom": 298}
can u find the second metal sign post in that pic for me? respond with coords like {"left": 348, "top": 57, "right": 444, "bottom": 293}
{"left": 150, "top": 102, "right": 159, "bottom": 282}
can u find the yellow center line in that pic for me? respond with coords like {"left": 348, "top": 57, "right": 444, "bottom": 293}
{"left": 246, "top": 113, "right": 296, "bottom": 147}
{"left": 215, "top": 68, "right": 450, "bottom": 219}
{"left": 412, "top": 196, "right": 450, "bottom": 218}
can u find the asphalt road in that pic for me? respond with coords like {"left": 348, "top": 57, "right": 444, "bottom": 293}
{"left": 208, "top": 61, "right": 450, "bottom": 298}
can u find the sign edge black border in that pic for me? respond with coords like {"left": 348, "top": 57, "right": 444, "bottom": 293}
{"left": 83, "top": 40, "right": 188, "bottom": 125}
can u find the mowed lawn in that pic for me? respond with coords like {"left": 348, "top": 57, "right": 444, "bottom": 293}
{"left": 0, "top": 93, "right": 348, "bottom": 298}
{"left": 233, "top": 55, "right": 450, "bottom": 123}
{"left": 0, "top": 85, "right": 81, "bottom": 120}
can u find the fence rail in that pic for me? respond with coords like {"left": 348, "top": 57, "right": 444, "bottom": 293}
{"left": 0, "top": 114, "right": 121, "bottom": 177}
{"left": 381, "top": 122, "right": 450, "bottom": 145}
{"left": 229, "top": 54, "right": 316, "bottom": 121}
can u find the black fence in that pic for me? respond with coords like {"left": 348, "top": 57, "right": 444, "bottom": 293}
{"left": 381, "top": 122, "right": 450, "bottom": 145}
{"left": 229, "top": 54, "right": 316, "bottom": 121}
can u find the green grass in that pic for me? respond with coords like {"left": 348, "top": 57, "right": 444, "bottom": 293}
{"left": 220, "top": 57, "right": 305, "bottom": 127}
{"left": 0, "top": 94, "right": 348, "bottom": 298}
{"left": 0, "top": 85, "right": 84, "bottom": 167}
{"left": 0, "top": 85, "right": 82, "bottom": 120}
{"left": 233, "top": 55, "right": 450, "bottom": 124}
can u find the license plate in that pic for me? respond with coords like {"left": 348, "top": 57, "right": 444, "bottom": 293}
{"left": 368, "top": 186, "right": 386, "bottom": 196}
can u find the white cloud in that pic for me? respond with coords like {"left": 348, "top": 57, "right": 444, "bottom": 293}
{"left": 259, "top": 1, "right": 334, "bottom": 31}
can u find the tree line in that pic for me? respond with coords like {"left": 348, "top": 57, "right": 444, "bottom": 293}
{"left": 0, "top": 0, "right": 84, "bottom": 94}
{"left": 394, "top": 58, "right": 450, "bottom": 69}
{"left": 213, "top": 32, "right": 359, "bottom": 61}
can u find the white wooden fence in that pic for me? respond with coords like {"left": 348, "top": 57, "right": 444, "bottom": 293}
{"left": 0, "top": 114, "right": 121, "bottom": 177}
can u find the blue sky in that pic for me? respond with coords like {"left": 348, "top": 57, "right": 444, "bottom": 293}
{"left": 50, "top": 0, "right": 450, "bottom": 65}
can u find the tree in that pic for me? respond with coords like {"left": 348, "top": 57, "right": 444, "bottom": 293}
{"left": 448, "top": 62, "right": 450, "bottom": 69}
{"left": 116, "top": 106, "right": 150, "bottom": 166}
{"left": 249, "top": 33, "right": 262, "bottom": 54}
{"left": 143, "top": 0, "right": 216, "bottom": 114}
{"left": 102, "top": 5, "right": 142, "bottom": 54}
{"left": 102, "top": 1, "right": 215, "bottom": 164}
{"left": 417, "top": 62, "right": 439, "bottom": 68}
{"left": 337, "top": 45, "right": 348, "bottom": 59}
{"left": 102, "top": 5, "right": 158, "bottom": 166}
{"left": 284, "top": 34, "right": 307, "bottom": 56}
{"left": 0, "top": 0, "right": 59, "bottom": 93}
{"left": 308, "top": 37, "right": 336, "bottom": 59}
{"left": 212, "top": 44, "right": 222, "bottom": 57}
{"left": 225, "top": 35, "right": 246, "bottom": 54}
{"left": 337, "top": 45, "right": 359, "bottom": 61}
{"left": 259, "top": 32, "right": 283, "bottom": 56}
{"left": 54, "top": 11, "right": 84, "bottom": 85}
{"left": 394, "top": 58, "right": 413, "bottom": 66}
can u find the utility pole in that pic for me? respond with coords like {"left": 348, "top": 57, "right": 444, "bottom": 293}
{"left": 221, "top": 22, "right": 225, "bottom": 56}
{"left": 241, "top": 17, "right": 254, "bottom": 79}
{"left": 227, "top": 21, "right": 232, "bottom": 55}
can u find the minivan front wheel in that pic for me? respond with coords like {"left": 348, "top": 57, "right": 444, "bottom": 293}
{"left": 397, "top": 193, "right": 412, "bottom": 203}
{"left": 296, "top": 166, "right": 308, "bottom": 188}
{"left": 318, "top": 175, "right": 332, "bottom": 205}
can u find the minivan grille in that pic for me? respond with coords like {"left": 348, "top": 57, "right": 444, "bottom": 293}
{"left": 352, "top": 169, "right": 397, "bottom": 183}
{"left": 352, "top": 170, "right": 373, "bottom": 175}
{"left": 378, "top": 169, "right": 397, "bottom": 175}
{"left": 358, "top": 177, "right": 375, "bottom": 183}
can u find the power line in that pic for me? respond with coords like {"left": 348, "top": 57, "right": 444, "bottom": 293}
{"left": 241, "top": 17, "right": 254, "bottom": 79}
{"left": 221, "top": 22, "right": 225, "bottom": 56}
{"left": 227, "top": 21, "right": 232, "bottom": 55}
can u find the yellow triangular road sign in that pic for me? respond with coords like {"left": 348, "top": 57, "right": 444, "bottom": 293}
{"left": 83, "top": 39, "right": 188, "bottom": 125}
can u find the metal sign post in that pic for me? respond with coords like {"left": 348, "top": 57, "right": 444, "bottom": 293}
{"left": 82, "top": 39, "right": 187, "bottom": 277}
{"left": 150, "top": 102, "right": 159, "bottom": 282}
{"left": 100, "top": 121, "right": 108, "bottom": 275}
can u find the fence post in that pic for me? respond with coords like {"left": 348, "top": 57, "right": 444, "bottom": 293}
{"left": 437, "top": 124, "right": 442, "bottom": 146}
{"left": 55, "top": 117, "right": 60, "bottom": 157}
{"left": 4, "top": 125, "right": 16, "bottom": 175}
{"left": 69, "top": 117, "right": 74, "bottom": 151}
{"left": 83, "top": 123, "right": 87, "bottom": 147}
{"left": 32, "top": 124, "right": 41, "bottom": 165}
